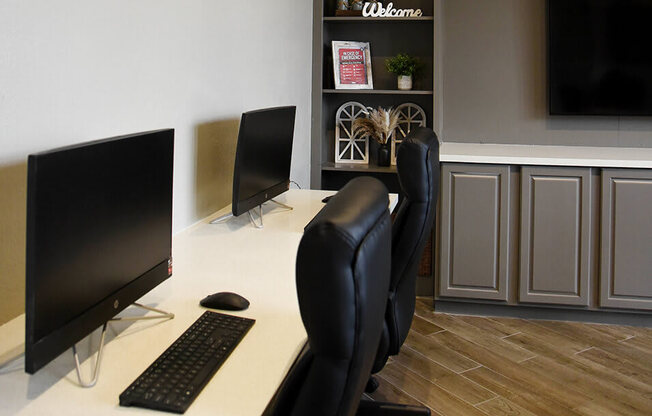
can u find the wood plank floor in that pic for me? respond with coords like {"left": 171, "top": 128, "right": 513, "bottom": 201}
{"left": 368, "top": 299, "right": 652, "bottom": 416}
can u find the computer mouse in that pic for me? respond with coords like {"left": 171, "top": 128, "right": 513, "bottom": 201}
{"left": 321, "top": 195, "right": 333, "bottom": 203}
{"left": 200, "top": 292, "right": 250, "bottom": 311}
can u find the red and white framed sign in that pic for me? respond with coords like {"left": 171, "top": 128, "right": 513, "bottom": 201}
{"left": 332, "top": 41, "right": 373, "bottom": 90}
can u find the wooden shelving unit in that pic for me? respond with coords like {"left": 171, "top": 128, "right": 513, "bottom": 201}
{"left": 311, "top": 0, "right": 437, "bottom": 190}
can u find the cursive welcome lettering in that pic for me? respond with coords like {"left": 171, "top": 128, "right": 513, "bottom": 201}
{"left": 362, "top": 2, "right": 423, "bottom": 18}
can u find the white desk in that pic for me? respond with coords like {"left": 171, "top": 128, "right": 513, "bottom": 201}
{"left": 0, "top": 189, "right": 398, "bottom": 416}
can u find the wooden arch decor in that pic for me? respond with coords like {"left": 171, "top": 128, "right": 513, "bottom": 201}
{"left": 335, "top": 101, "right": 369, "bottom": 164}
{"left": 392, "top": 103, "right": 427, "bottom": 165}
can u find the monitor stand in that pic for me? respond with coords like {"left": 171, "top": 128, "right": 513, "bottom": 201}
{"left": 210, "top": 199, "right": 293, "bottom": 229}
{"left": 73, "top": 303, "right": 174, "bottom": 388}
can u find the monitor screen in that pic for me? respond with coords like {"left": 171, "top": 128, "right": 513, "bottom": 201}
{"left": 232, "top": 106, "right": 296, "bottom": 216}
{"left": 548, "top": 0, "right": 652, "bottom": 115}
{"left": 25, "top": 129, "right": 174, "bottom": 374}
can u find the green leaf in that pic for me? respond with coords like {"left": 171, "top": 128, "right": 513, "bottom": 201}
{"left": 385, "top": 53, "right": 422, "bottom": 76}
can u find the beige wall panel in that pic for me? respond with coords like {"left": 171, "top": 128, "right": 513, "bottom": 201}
{"left": 0, "top": 163, "right": 27, "bottom": 325}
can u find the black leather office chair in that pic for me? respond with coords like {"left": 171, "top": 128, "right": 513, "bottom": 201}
{"left": 264, "top": 176, "right": 430, "bottom": 416}
{"left": 371, "top": 127, "right": 440, "bottom": 379}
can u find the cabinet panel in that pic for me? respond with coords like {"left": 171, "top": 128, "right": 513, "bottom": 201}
{"left": 519, "top": 167, "right": 591, "bottom": 306}
{"left": 439, "top": 164, "right": 510, "bottom": 300}
{"left": 600, "top": 169, "right": 652, "bottom": 310}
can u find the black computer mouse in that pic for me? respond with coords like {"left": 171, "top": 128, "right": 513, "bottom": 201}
{"left": 200, "top": 292, "right": 250, "bottom": 311}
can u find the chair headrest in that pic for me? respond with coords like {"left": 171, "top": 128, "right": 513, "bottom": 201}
{"left": 396, "top": 127, "right": 439, "bottom": 202}
{"left": 304, "top": 176, "right": 389, "bottom": 249}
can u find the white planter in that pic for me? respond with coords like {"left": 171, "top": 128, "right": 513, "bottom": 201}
{"left": 398, "top": 75, "right": 413, "bottom": 90}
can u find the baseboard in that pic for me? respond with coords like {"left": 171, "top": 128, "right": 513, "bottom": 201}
{"left": 431, "top": 299, "right": 652, "bottom": 328}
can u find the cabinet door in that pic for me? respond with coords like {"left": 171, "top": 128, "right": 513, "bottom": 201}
{"left": 600, "top": 169, "right": 652, "bottom": 310}
{"left": 439, "top": 164, "right": 510, "bottom": 301}
{"left": 519, "top": 167, "right": 592, "bottom": 306}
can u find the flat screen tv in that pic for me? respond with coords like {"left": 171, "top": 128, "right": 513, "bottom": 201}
{"left": 549, "top": 0, "right": 652, "bottom": 116}
{"left": 231, "top": 106, "right": 296, "bottom": 217}
{"left": 25, "top": 129, "right": 174, "bottom": 374}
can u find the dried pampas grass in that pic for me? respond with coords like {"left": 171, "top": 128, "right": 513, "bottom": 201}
{"left": 352, "top": 107, "right": 400, "bottom": 145}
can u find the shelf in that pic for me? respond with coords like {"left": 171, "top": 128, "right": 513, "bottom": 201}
{"left": 323, "top": 89, "right": 433, "bottom": 95}
{"left": 322, "top": 162, "right": 397, "bottom": 174}
{"left": 324, "top": 17, "right": 434, "bottom": 22}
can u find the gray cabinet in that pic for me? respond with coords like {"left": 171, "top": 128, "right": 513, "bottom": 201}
{"left": 436, "top": 160, "right": 651, "bottom": 321}
{"left": 439, "top": 164, "right": 510, "bottom": 301}
{"left": 600, "top": 169, "right": 652, "bottom": 311}
{"left": 519, "top": 167, "right": 592, "bottom": 306}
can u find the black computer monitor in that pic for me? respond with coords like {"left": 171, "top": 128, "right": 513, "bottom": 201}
{"left": 231, "top": 106, "right": 296, "bottom": 217}
{"left": 25, "top": 129, "right": 174, "bottom": 374}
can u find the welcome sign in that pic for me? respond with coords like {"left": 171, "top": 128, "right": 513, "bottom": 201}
{"left": 362, "top": 2, "right": 423, "bottom": 18}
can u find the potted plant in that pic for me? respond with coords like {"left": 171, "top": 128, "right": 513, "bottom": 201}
{"left": 351, "top": 107, "right": 399, "bottom": 167}
{"left": 385, "top": 53, "right": 421, "bottom": 90}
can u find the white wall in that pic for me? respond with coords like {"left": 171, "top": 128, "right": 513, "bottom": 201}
{"left": 0, "top": 0, "right": 313, "bottom": 323}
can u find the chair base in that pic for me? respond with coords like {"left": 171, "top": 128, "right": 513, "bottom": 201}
{"left": 365, "top": 376, "right": 380, "bottom": 393}
{"left": 356, "top": 399, "right": 431, "bottom": 416}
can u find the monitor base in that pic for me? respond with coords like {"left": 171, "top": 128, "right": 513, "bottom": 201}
{"left": 210, "top": 199, "right": 293, "bottom": 229}
{"left": 209, "top": 212, "right": 233, "bottom": 224}
{"left": 72, "top": 303, "right": 174, "bottom": 388}
{"left": 247, "top": 199, "right": 294, "bottom": 229}
{"left": 268, "top": 198, "right": 293, "bottom": 211}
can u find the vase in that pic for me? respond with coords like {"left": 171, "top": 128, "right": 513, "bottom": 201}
{"left": 377, "top": 144, "right": 391, "bottom": 167}
{"left": 398, "top": 75, "right": 413, "bottom": 90}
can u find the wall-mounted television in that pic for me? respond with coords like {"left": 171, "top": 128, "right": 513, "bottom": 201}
{"left": 25, "top": 129, "right": 174, "bottom": 374}
{"left": 549, "top": 0, "right": 652, "bottom": 116}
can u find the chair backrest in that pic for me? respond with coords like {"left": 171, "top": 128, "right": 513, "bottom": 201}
{"left": 264, "top": 176, "right": 392, "bottom": 416}
{"left": 387, "top": 127, "right": 440, "bottom": 355}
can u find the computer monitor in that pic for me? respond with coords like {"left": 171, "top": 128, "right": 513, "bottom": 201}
{"left": 231, "top": 106, "right": 296, "bottom": 217}
{"left": 25, "top": 129, "right": 174, "bottom": 374}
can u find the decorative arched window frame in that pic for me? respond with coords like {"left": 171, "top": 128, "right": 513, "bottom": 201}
{"left": 335, "top": 101, "right": 369, "bottom": 164}
{"left": 392, "top": 103, "right": 427, "bottom": 165}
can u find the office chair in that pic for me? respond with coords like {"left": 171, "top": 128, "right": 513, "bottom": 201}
{"left": 370, "top": 127, "right": 440, "bottom": 383}
{"left": 263, "top": 176, "right": 430, "bottom": 416}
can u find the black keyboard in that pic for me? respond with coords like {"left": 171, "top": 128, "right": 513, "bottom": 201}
{"left": 119, "top": 311, "right": 255, "bottom": 414}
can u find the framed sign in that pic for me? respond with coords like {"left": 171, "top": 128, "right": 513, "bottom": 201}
{"left": 332, "top": 41, "right": 373, "bottom": 90}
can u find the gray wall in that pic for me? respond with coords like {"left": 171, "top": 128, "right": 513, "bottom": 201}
{"left": 440, "top": 0, "right": 652, "bottom": 147}
{"left": 0, "top": 0, "right": 313, "bottom": 325}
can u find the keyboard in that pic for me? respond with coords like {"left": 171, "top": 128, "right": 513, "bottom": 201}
{"left": 119, "top": 311, "right": 255, "bottom": 414}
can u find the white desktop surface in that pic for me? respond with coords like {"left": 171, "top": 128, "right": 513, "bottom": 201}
{"left": 0, "top": 189, "right": 398, "bottom": 416}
